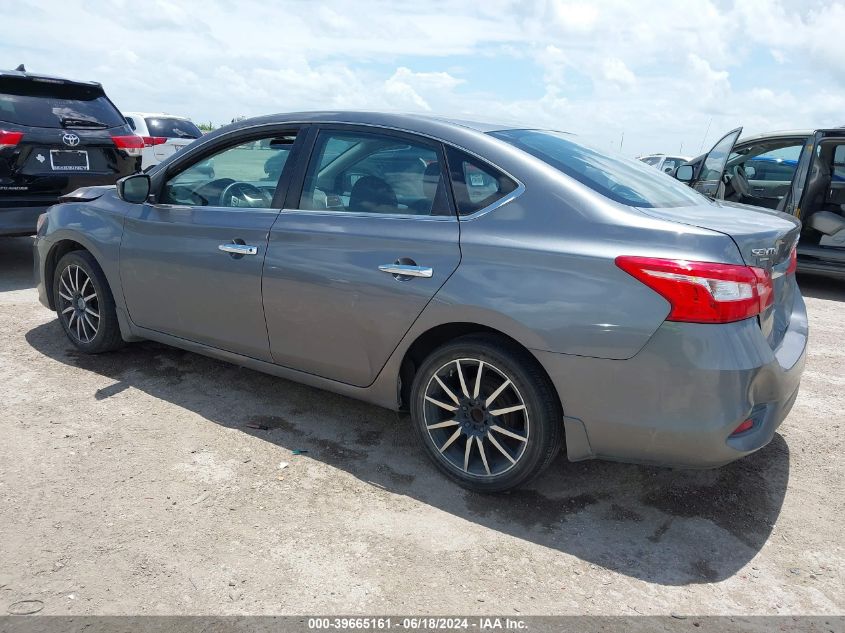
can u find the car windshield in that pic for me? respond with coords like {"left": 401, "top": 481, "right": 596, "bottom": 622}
{"left": 144, "top": 116, "right": 202, "bottom": 139}
{"left": 0, "top": 77, "right": 125, "bottom": 128}
{"left": 490, "top": 129, "right": 706, "bottom": 208}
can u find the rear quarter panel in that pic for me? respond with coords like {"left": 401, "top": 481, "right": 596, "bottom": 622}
{"left": 434, "top": 165, "right": 746, "bottom": 360}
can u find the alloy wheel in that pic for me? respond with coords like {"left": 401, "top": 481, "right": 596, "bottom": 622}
{"left": 57, "top": 264, "right": 100, "bottom": 344}
{"left": 423, "top": 358, "right": 530, "bottom": 477}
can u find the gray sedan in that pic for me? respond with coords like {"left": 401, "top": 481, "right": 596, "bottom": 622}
{"left": 33, "top": 112, "right": 807, "bottom": 492}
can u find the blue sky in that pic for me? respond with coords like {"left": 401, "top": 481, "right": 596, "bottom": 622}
{"left": 3, "top": 0, "right": 844, "bottom": 156}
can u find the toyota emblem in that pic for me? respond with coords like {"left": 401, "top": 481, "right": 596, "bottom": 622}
{"left": 62, "top": 133, "right": 80, "bottom": 147}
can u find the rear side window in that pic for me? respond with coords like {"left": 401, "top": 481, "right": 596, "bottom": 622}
{"left": 445, "top": 146, "right": 517, "bottom": 215}
{"left": 732, "top": 143, "right": 802, "bottom": 182}
{"left": 490, "top": 129, "right": 704, "bottom": 208}
{"left": 0, "top": 77, "right": 125, "bottom": 128}
{"left": 299, "top": 129, "right": 450, "bottom": 216}
{"left": 144, "top": 117, "right": 202, "bottom": 139}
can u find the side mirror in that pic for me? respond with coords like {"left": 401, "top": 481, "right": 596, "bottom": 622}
{"left": 744, "top": 165, "right": 756, "bottom": 178}
{"left": 675, "top": 164, "right": 694, "bottom": 182}
{"left": 117, "top": 174, "right": 151, "bottom": 204}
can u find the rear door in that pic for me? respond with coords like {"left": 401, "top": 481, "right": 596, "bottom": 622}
{"left": 119, "top": 127, "right": 303, "bottom": 361}
{"left": 691, "top": 127, "right": 742, "bottom": 197}
{"left": 262, "top": 125, "right": 461, "bottom": 387}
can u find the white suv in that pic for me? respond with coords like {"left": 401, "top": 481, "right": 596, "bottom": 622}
{"left": 637, "top": 154, "right": 690, "bottom": 175}
{"left": 123, "top": 112, "right": 203, "bottom": 170}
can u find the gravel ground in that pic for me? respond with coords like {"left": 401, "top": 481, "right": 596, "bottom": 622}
{"left": 0, "top": 235, "right": 843, "bottom": 616}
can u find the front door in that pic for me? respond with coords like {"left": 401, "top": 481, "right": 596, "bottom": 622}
{"left": 262, "top": 126, "right": 461, "bottom": 387}
{"left": 119, "top": 129, "right": 302, "bottom": 361}
{"left": 692, "top": 127, "right": 742, "bottom": 197}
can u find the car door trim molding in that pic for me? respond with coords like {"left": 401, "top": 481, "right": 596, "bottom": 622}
{"left": 457, "top": 181, "right": 526, "bottom": 221}
{"left": 278, "top": 208, "right": 458, "bottom": 222}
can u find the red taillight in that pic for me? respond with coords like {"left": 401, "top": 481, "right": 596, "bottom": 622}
{"left": 786, "top": 246, "right": 798, "bottom": 275}
{"left": 615, "top": 256, "right": 774, "bottom": 324}
{"left": 0, "top": 130, "right": 24, "bottom": 149}
{"left": 141, "top": 136, "right": 167, "bottom": 147}
{"left": 731, "top": 419, "right": 754, "bottom": 436}
{"left": 111, "top": 135, "right": 144, "bottom": 157}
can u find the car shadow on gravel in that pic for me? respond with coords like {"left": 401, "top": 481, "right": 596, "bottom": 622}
{"left": 25, "top": 320, "right": 790, "bottom": 587}
{"left": 0, "top": 237, "right": 36, "bottom": 293}
{"left": 798, "top": 272, "right": 845, "bottom": 301}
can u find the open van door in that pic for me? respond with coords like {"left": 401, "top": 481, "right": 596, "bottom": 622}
{"left": 782, "top": 129, "right": 845, "bottom": 274}
{"left": 688, "top": 127, "right": 742, "bottom": 197}
{"left": 782, "top": 129, "right": 845, "bottom": 219}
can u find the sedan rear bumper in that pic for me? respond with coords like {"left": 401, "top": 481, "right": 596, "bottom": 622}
{"left": 535, "top": 291, "right": 808, "bottom": 468}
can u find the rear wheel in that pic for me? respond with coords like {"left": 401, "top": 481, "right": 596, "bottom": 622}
{"left": 410, "top": 335, "right": 562, "bottom": 492}
{"left": 53, "top": 250, "right": 123, "bottom": 353}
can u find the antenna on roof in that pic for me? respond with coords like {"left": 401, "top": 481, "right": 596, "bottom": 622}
{"left": 15, "top": 64, "right": 26, "bottom": 72}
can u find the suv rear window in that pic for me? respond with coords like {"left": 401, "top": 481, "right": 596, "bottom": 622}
{"left": 0, "top": 77, "right": 125, "bottom": 129}
{"left": 144, "top": 117, "right": 202, "bottom": 139}
{"left": 490, "top": 129, "right": 705, "bottom": 208}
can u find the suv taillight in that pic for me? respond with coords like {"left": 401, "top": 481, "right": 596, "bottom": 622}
{"left": 0, "top": 130, "right": 23, "bottom": 149}
{"left": 616, "top": 256, "right": 774, "bottom": 324}
{"left": 141, "top": 136, "right": 167, "bottom": 147}
{"left": 111, "top": 135, "right": 144, "bottom": 156}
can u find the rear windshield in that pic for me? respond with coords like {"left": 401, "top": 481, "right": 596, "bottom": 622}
{"left": 144, "top": 117, "right": 202, "bottom": 139}
{"left": 490, "top": 129, "right": 706, "bottom": 208}
{"left": 0, "top": 77, "right": 125, "bottom": 128}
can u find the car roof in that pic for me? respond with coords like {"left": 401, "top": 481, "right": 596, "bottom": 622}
{"left": 737, "top": 129, "right": 814, "bottom": 143}
{"left": 124, "top": 111, "right": 193, "bottom": 120}
{"left": 0, "top": 67, "right": 102, "bottom": 88}
{"left": 220, "top": 111, "right": 528, "bottom": 137}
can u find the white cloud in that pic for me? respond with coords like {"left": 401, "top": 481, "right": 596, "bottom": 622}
{"left": 601, "top": 58, "right": 636, "bottom": 89}
{"left": 2, "top": 0, "right": 844, "bottom": 156}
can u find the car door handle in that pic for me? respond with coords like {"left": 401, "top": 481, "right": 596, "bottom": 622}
{"left": 378, "top": 264, "right": 433, "bottom": 278}
{"left": 218, "top": 243, "right": 258, "bottom": 256}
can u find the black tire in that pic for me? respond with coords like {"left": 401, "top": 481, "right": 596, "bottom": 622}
{"left": 53, "top": 250, "right": 124, "bottom": 354}
{"left": 410, "top": 334, "right": 562, "bottom": 492}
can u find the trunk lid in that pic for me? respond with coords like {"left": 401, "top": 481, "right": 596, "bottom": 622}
{"left": 639, "top": 200, "right": 801, "bottom": 350}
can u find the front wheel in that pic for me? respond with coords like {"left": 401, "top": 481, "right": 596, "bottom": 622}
{"left": 410, "top": 335, "right": 562, "bottom": 492}
{"left": 53, "top": 250, "right": 124, "bottom": 353}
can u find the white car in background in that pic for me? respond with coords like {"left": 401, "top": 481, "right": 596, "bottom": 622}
{"left": 123, "top": 112, "right": 203, "bottom": 170}
{"left": 637, "top": 153, "right": 690, "bottom": 175}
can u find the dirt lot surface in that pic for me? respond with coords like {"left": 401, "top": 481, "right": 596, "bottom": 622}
{"left": 1, "top": 235, "right": 843, "bottom": 616}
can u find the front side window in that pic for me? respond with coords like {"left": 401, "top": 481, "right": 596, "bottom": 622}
{"left": 491, "top": 129, "right": 704, "bottom": 208}
{"left": 699, "top": 129, "right": 742, "bottom": 185}
{"left": 731, "top": 143, "right": 802, "bottom": 182}
{"left": 445, "top": 147, "right": 518, "bottom": 215}
{"left": 299, "top": 130, "right": 449, "bottom": 216}
{"left": 161, "top": 133, "right": 296, "bottom": 208}
{"left": 640, "top": 156, "right": 661, "bottom": 166}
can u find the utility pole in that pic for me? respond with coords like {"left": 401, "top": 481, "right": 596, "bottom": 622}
{"left": 619, "top": 132, "right": 624, "bottom": 152}
{"left": 699, "top": 117, "right": 713, "bottom": 153}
